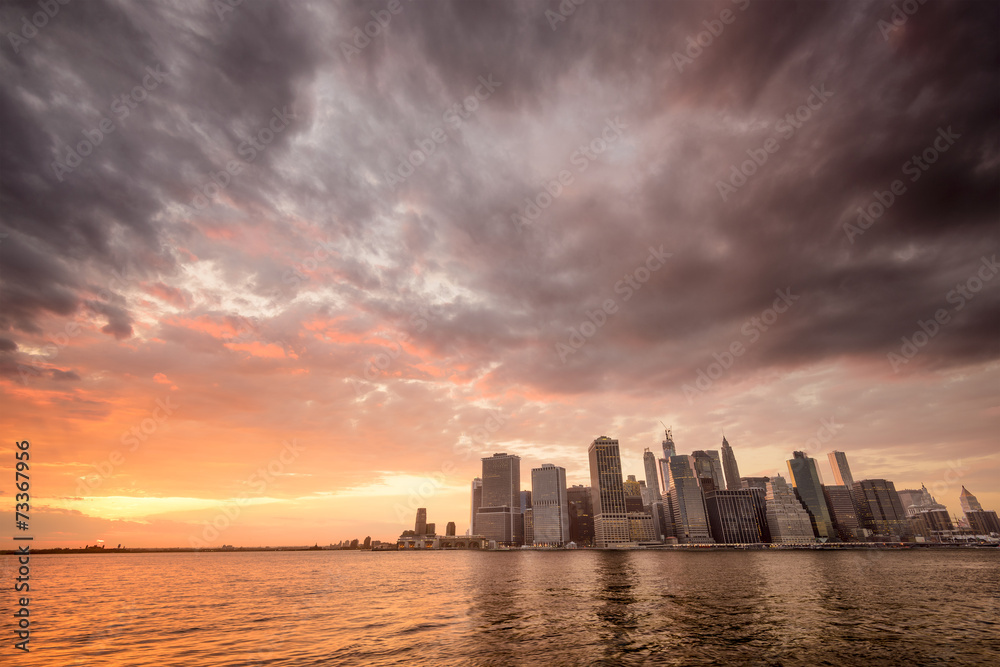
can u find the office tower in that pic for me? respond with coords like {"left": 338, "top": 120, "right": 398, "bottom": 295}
{"left": 531, "top": 464, "right": 569, "bottom": 546}
{"left": 908, "top": 509, "right": 954, "bottom": 541}
{"left": 765, "top": 475, "right": 816, "bottom": 543}
{"left": 643, "top": 448, "right": 662, "bottom": 502}
{"left": 787, "top": 451, "right": 837, "bottom": 541}
{"left": 624, "top": 475, "right": 645, "bottom": 512}
{"left": 627, "top": 511, "right": 658, "bottom": 542}
{"left": 747, "top": 486, "right": 771, "bottom": 542}
{"left": 703, "top": 488, "right": 764, "bottom": 543}
{"left": 639, "top": 480, "right": 654, "bottom": 507}
{"left": 853, "top": 479, "right": 909, "bottom": 539}
{"left": 520, "top": 490, "right": 533, "bottom": 513}
{"left": 692, "top": 450, "right": 725, "bottom": 492}
{"left": 415, "top": 508, "right": 427, "bottom": 535}
{"left": 667, "top": 455, "right": 714, "bottom": 543}
{"left": 897, "top": 484, "right": 947, "bottom": 516}
{"left": 657, "top": 458, "right": 671, "bottom": 497}
{"left": 662, "top": 427, "right": 676, "bottom": 459}
{"left": 477, "top": 452, "right": 522, "bottom": 546}
{"left": 471, "top": 478, "right": 483, "bottom": 534}
{"left": 523, "top": 509, "right": 533, "bottom": 544}
{"left": 567, "top": 484, "right": 595, "bottom": 546}
{"left": 828, "top": 451, "right": 855, "bottom": 490}
{"left": 822, "top": 485, "right": 863, "bottom": 541}
{"left": 425, "top": 522, "right": 436, "bottom": 536}
{"left": 721, "top": 436, "right": 741, "bottom": 491}
{"left": 966, "top": 510, "right": 1000, "bottom": 535}
{"left": 446, "top": 521, "right": 456, "bottom": 537}
{"left": 588, "top": 436, "right": 633, "bottom": 547}
{"left": 959, "top": 486, "right": 983, "bottom": 513}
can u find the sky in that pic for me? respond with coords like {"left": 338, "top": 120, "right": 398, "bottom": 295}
{"left": 0, "top": 0, "right": 998, "bottom": 548}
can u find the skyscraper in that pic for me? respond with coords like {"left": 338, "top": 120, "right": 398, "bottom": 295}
{"left": 822, "top": 484, "right": 863, "bottom": 541}
{"left": 662, "top": 427, "right": 676, "bottom": 459}
{"left": 470, "top": 477, "right": 483, "bottom": 535}
{"left": 667, "top": 455, "right": 714, "bottom": 543}
{"left": 828, "top": 451, "right": 855, "bottom": 490}
{"left": 531, "top": 463, "right": 569, "bottom": 546}
{"left": 446, "top": 521, "right": 456, "bottom": 536}
{"left": 588, "top": 436, "right": 633, "bottom": 547}
{"left": 704, "top": 488, "right": 764, "bottom": 543}
{"left": 643, "top": 448, "right": 662, "bottom": 502}
{"left": 853, "top": 479, "right": 909, "bottom": 539}
{"left": 765, "top": 475, "right": 816, "bottom": 543}
{"left": 623, "top": 474, "right": 644, "bottom": 512}
{"left": 567, "top": 484, "right": 595, "bottom": 546}
{"left": 896, "top": 484, "right": 947, "bottom": 516}
{"left": 959, "top": 486, "right": 983, "bottom": 513}
{"left": 720, "top": 436, "right": 741, "bottom": 491}
{"left": 415, "top": 508, "right": 427, "bottom": 535}
{"left": 692, "top": 450, "right": 725, "bottom": 492}
{"left": 477, "top": 452, "right": 522, "bottom": 546}
{"left": 787, "top": 451, "right": 837, "bottom": 541}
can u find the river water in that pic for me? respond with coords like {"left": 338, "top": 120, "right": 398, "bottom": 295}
{"left": 2, "top": 549, "right": 998, "bottom": 665}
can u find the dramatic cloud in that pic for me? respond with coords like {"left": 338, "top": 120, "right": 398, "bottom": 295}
{"left": 0, "top": 0, "right": 997, "bottom": 547}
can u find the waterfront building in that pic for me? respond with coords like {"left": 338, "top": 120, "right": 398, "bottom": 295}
{"left": 765, "top": 475, "right": 816, "bottom": 543}
{"left": 720, "top": 436, "right": 742, "bottom": 491}
{"left": 908, "top": 508, "right": 954, "bottom": 542}
{"left": 523, "top": 508, "right": 533, "bottom": 544}
{"left": 446, "top": 521, "right": 456, "bottom": 536}
{"left": 966, "top": 510, "right": 1000, "bottom": 536}
{"left": 476, "top": 453, "right": 522, "bottom": 546}
{"left": 627, "top": 511, "right": 658, "bottom": 543}
{"left": 853, "top": 479, "right": 909, "bottom": 540}
{"left": 823, "top": 484, "right": 864, "bottom": 541}
{"left": 828, "top": 450, "right": 856, "bottom": 491}
{"left": 624, "top": 475, "right": 645, "bottom": 512}
{"left": 787, "top": 451, "right": 837, "bottom": 541}
{"left": 531, "top": 463, "right": 570, "bottom": 546}
{"left": 425, "top": 523, "right": 436, "bottom": 536}
{"left": 667, "top": 455, "right": 714, "bottom": 543}
{"left": 589, "top": 436, "right": 634, "bottom": 547}
{"left": 704, "top": 488, "right": 764, "bottom": 543}
{"left": 643, "top": 448, "right": 662, "bottom": 502}
{"left": 567, "top": 484, "right": 595, "bottom": 546}
{"left": 471, "top": 478, "right": 483, "bottom": 535}
{"left": 959, "top": 486, "right": 984, "bottom": 513}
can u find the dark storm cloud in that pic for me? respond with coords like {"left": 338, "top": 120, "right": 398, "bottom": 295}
{"left": 0, "top": 0, "right": 996, "bottom": 398}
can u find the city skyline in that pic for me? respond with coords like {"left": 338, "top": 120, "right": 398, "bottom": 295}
{"left": 1, "top": 0, "right": 998, "bottom": 550}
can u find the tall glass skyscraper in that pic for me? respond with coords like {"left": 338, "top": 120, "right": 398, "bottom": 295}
{"left": 692, "top": 450, "right": 725, "bottom": 492}
{"left": 667, "top": 455, "right": 713, "bottom": 543}
{"left": 588, "top": 436, "right": 632, "bottom": 547}
{"left": 720, "top": 436, "right": 741, "bottom": 491}
{"left": 662, "top": 427, "right": 676, "bottom": 459}
{"left": 470, "top": 477, "right": 482, "bottom": 535}
{"left": 477, "top": 452, "right": 522, "bottom": 546}
{"left": 828, "top": 450, "right": 856, "bottom": 490}
{"left": 643, "top": 448, "right": 662, "bottom": 502}
{"left": 787, "top": 451, "right": 837, "bottom": 541}
{"left": 853, "top": 478, "right": 909, "bottom": 539}
{"left": 531, "top": 463, "right": 569, "bottom": 546}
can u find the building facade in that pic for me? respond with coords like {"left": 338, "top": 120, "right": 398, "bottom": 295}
{"left": 720, "top": 436, "right": 741, "bottom": 491}
{"left": 704, "top": 488, "right": 764, "bottom": 543}
{"left": 667, "top": 455, "right": 714, "bottom": 543}
{"left": 853, "top": 479, "right": 909, "bottom": 540}
{"left": 643, "top": 448, "right": 662, "bottom": 502}
{"left": 787, "top": 451, "right": 837, "bottom": 541}
{"left": 828, "top": 450, "right": 856, "bottom": 491}
{"left": 589, "top": 436, "right": 633, "bottom": 547}
{"left": 765, "top": 475, "right": 817, "bottom": 543}
{"left": 567, "top": 484, "right": 595, "bottom": 546}
{"left": 476, "top": 453, "right": 522, "bottom": 546}
{"left": 823, "top": 484, "right": 864, "bottom": 541}
{"left": 531, "top": 463, "right": 569, "bottom": 546}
